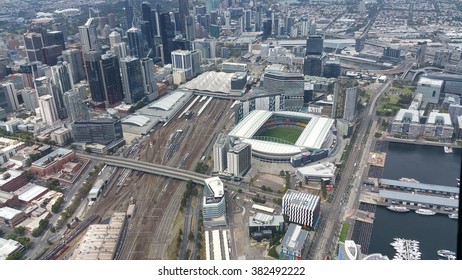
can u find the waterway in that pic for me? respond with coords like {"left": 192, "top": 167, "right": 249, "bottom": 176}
{"left": 368, "top": 142, "right": 461, "bottom": 260}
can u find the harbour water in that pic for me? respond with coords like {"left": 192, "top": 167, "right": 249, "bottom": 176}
{"left": 368, "top": 142, "right": 461, "bottom": 260}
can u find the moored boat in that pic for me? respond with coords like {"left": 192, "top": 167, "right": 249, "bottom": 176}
{"left": 444, "top": 146, "right": 453, "bottom": 154}
{"left": 448, "top": 213, "right": 458, "bottom": 219}
{"left": 437, "top": 249, "right": 456, "bottom": 259}
{"left": 387, "top": 205, "right": 410, "bottom": 212}
{"left": 415, "top": 209, "right": 436, "bottom": 215}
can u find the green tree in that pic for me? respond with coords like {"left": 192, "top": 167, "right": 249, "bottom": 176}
{"left": 84, "top": 147, "right": 92, "bottom": 153}
{"left": 188, "top": 231, "right": 194, "bottom": 241}
{"left": 14, "top": 226, "right": 26, "bottom": 236}
{"left": 237, "top": 189, "right": 242, "bottom": 193}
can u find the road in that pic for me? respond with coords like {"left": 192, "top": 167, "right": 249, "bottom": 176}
{"left": 308, "top": 79, "right": 392, "bottom": 259}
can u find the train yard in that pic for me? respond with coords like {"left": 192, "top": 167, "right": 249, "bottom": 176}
{"left": 50, "top": 95, "right": 235, "bottom": 260}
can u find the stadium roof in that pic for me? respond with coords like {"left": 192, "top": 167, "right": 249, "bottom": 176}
{"left": 122, "top": 115, "right": 150, "bottom": 127}
{"left": 228, "top": 110, "right": 334, "bottom": 158}
{"left": 180, "top": 71, "right": 234, "bottom": 94}
{"left": 379, "top": 189, "right": 459, "bottom": 207}
{"left": 295, "top": 116, "right": 334, "bottom": 149}
{"left": 149, "top": 91, "right": 186, "bottom": 111}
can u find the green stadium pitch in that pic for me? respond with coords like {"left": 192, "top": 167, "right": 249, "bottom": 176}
{"left": 256, "top": 127, "right": 303, "bottom": 144}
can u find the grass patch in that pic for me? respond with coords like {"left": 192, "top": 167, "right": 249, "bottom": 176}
{"left": 389, "top": 86, "right": 415, "bottom": 94}
{"left": 256, "top": 127, "right": 303, "bottom": 144}
{"left": 378, "top": 95, "right": 402, "bottom": 116}
{"left": 339, "top": 223, "right": 350, "bottom": 243}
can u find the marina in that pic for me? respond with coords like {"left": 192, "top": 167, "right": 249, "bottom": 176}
{"left": 390, "top": 238, "right": 421, "bottom": 260}
{"left": 364, "top": 142, "right": 459, "bottom": 259}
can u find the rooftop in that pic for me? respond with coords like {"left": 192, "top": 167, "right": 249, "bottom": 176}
{"left": 0, "top": 206, "right": 22, "bottom": 220}
{"left": 296, "top": 162, "right": 336, "bottom": 177}
{"left": 281, "top": 223, "right": 308, "bottom": 250}
{"left": 17, "top": 185, "right": 48, "bottom": 203}
{"left": 249, "top": 213, "right": 284, "bottom": 227}
{"left": 0, "top": 170, "right": 23, "bottom": 186}
{"left": 31, "top": 148, "right": 73, "bottom": 167}
{"left": 149, "top": 91, "right": 186, "bottom": 111}
{"left": 204, "top": 177, "right": 224, "bottom": 198}
{"left": 180, "top": 71, "right": 234, "bottom": 94}
{"left": 0, "top": 238, "right": 23, "bottom": 260}
{"left": 379, "top": 189, "right": 459, "bottom": 207}
{"left": 380, "top": 179, "right": 458, "bottom": 194}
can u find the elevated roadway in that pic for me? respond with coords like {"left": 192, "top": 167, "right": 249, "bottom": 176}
{"left": 79, "top": 153, "right": 283, "bottom": 200}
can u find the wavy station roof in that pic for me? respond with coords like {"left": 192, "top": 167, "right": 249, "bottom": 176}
{"left": 180, "top": 71, "right": 235, "bottom": 94}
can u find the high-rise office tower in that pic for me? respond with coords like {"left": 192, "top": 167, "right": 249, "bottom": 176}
{"left": 47, "top": 30, "right": 65, "bottom": 50}
{"left": 244, "top": 10, "right": 252, "bottom": 32}
{"left": 100, "top": 52, "right": 124, "bottom": 105}
{"left": 41, "top": 45, "right": 63, "bottom": 66}
{"left": 178, "top": 0, "right": 190, "bottom": 35}
{"left": 72, "top": 118, "right": 123, "bottom": 145}
{"left": 21, "top": 88, "right": 39, "bottom": 111}
{"left": 140, "top": 58, "right": 158, "bottom": 101}
{"left": 63, "top": 89, "right": 88, "bottom": 123}
{"left": 227, "top": 143, "right": 252, "bottom": 177}
{"left": 83, "top": 50, "right": 105, "bottom": 103}
{"left": 159, "top": 13, "right": 175, "bottom": 64}
{"left": 171, "top": 50, "right": 193, "bottom": 80}
{"left": 52, "top": 23, "right": 68, "bottom": 43}
{"left": 39, "top": 94, "right": 59, "bottom": 126}
{"left": 140, "top": 2, "right": 156, "bottom": 57}
{"left": 191, "top": 49, "right": 202, "bottom": 77}
{"left": 109, "top": 31, "right": 122, "bottom": 50}
{"left": 255, "top": 5, "right": 263, "bottom": 31}
{"left": 185, "top": 15, "right": 196, "bottom": 41}
{"left": 306, "top": 34, "right": 323, "bottom": 56}
{"left": 304, "top": 34, "right": 324, "bottom": 76}
{"left": 119, "top": 57, "right": 145, "bottom": 104}
{"left": 0, "top": 83, "right": 19, "bottom": 113}
{"left": 262, "top": 20, "right": 272, "bottom": 38}
{"left": 343, "top": 87, "right": 358, "bottom": 122}
{"left": 61, "top": 49, "right": 86, "bottom": 83}
{"left": 113, "top": 42, "right": 128, "bottom": 59}
{"left": 416, "top": 41, "right": 427, "bottom": 65}
{"left": 127, "top": 27, "right": 144, "bottom": 58}
{"left": 125, "top": 0, "right": 134, "bottom": 28}
{"left": 79, "top": 18, "right": 99, "bottom": 51}
{"left": 24, "top": 32, "right": 44, "bottom": 62}
{"left": 50, "top": 62, "right": 74, "bottom": 96}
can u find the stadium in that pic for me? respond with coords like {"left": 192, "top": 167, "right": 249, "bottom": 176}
{"left": 228, "top": 110, "right": 337, "bottom": 162}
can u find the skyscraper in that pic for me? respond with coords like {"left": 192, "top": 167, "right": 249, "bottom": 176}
{"left": 100, "top": 52, "right": 124, "bottom": 106}
{"left": 50, "top": 62, "right": 74, "bottom": 96}
{"left": 84, "top": 50, "right": 105, "bottom": 103}
{"left": 120, "top": 57, "right": 144, "bottom": 104}
{"left": 46, "top": 30, "right": 65, "bottom": 50}
{"left": 0, "top": 83, "right": 19, "bottom": 113}
{"left": 125, "top": 0, "right": 134, "bottom": 28}
{"left": 159, "top": 13, "right": 175, "bottom": 64}
{"left": 72, "top": 118, "right": 123, "bottom": 145}
{"left": 127, "top": 27, "right": 144, "bottom": 58}
{"left": 63, "top": 89, "right": 88, "bottom": 123}
{"left": 141, "top": 2, "right": 156, "bottom": 56}
{"left": 24, "top": 32, "right": 44, "bottom": 62}
{"left": 62, "top": 49, "right": 86, "bottom": 83}
{"left": 39, "top": 94, "right": 59, "bottom": 126}
{"left": 78, "top": 18, "right": 99, "bottom": 52}
{"left": 113, "top": 42, "right": 128, "bottom": 59}
{"left": 416, "top": 41, "right": 427, "bottom": 65}
{"left": 306, "top": 34, "right": 323, "bottom": 56}
{"left": 343, "top": 87, "right": 358, "bottom": 122}
{"left": 140, "top": 58, "right": 158, "bottom": 101}
{"left": 109, "top": 31, "right": 122, "bottom": 50}
{"left": 171, "top": 50, "right": 193, "bottom": 80}
{"left": 178, "top": 0, "right": 190, "bottom": 35}
{"left": 303, "top": 56, "right": 322, "bottom": 76}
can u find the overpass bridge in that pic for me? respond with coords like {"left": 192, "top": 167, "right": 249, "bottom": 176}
{"left": 79, "top": 153, "right": 284, "bottom": 199}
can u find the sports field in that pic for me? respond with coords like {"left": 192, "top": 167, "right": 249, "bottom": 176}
{"left": 257, "top": 127, "right": 303, "bottom": 144}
